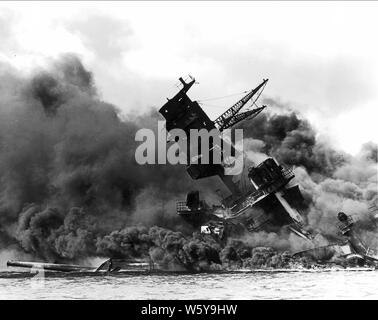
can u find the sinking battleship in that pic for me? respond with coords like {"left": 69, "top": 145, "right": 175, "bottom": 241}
{"left": 158, "top": 76, "right": 378, "bottom": 267}
{"left": 159, "top": 76, "right": 311, "bottom": 241}
{"left": 7, "top": 76, "right": 377, "bottom": 272}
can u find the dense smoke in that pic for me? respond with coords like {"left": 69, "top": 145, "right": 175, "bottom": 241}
{"left": 238, "top": 101, "right": 378, "bottom": 248}
{"left": 0, "top": 55, "right": 376, "bottom": 270}
{"left": 0, "top": 54, "right": 216, "bottom": 263}
{"left": 238, "top": 109, "right": 347, "bottom": 177}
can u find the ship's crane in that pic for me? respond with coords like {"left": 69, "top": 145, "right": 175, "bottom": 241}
{"left": 213, "top": 79, "right": 268, "bottom": 131}
{"left": 217, "top": 105, "right": 266, "bottom": 131}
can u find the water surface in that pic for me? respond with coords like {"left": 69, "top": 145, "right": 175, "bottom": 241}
{"left": 1, "top": 270, "right": 377, "bottom": 299}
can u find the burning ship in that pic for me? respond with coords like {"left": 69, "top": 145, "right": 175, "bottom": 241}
{"left": 159, "top": 76, "right": 311, "bottom": 241}
{"left": 6, "top": 76, "right": 377, "bottom": 273}
{"left": 158, "top": 76, "right": 378, "bottom": 267}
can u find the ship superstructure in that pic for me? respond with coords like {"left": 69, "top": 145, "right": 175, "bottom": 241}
{"left": 159, "top": 77, "right": 311, "bottom": 240}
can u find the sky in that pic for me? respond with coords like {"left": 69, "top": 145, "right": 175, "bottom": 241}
{"left": 0, "top": 1, "right": 377, "bottom": 155}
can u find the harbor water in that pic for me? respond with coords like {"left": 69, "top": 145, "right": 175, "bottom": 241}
{"left": 1, "top": 269, "right": 378, "bottom": 299}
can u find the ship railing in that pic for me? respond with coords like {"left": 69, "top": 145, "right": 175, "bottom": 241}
{"left": 249, "top": 189, "right": 266, "bottom": 201}
{"left": 176, "top": 201, "right": 190, "bottom": 213}
{"left": 230, "top": 189, "right": 267, "bottom": 217}
{"left": 337, "top": 215, "right": 354, "bottom": 234}
{"left": 337, "top": 224, "right": 353, "bottom": 235}
{"left": 281, "top": 167, "right": 295, "bottom": 180}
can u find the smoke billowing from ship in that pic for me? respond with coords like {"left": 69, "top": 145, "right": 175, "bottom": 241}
{"left": 239, "top": 103, "right": 378, "bottom": 253}
{"left": 0, "top": 55, "right": 376, "bottom": 269}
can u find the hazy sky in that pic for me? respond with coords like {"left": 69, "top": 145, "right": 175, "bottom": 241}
{"left": 0, "top": 1, "right": 377, "bottom": 154}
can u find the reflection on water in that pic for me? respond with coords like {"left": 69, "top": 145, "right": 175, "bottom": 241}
{"left": 1, "top": 270, "right": 378, "bottom": 299}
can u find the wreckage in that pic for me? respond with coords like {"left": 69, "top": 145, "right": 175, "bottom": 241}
{"left": 7, "top": 258, "right": 160, "bottom": 274}
{"left": 159, "top": 76, "right": 310, "bottom": 241}
{"left": 158, "top": 76, "right": 378, "bottom": 267}
{"left": 294, "top": 212, "right": 378, "bottom": 266}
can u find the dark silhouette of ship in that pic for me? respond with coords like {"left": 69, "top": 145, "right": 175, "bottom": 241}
{"left": 159, "top": 76, "right": 311, "bottom": 240}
